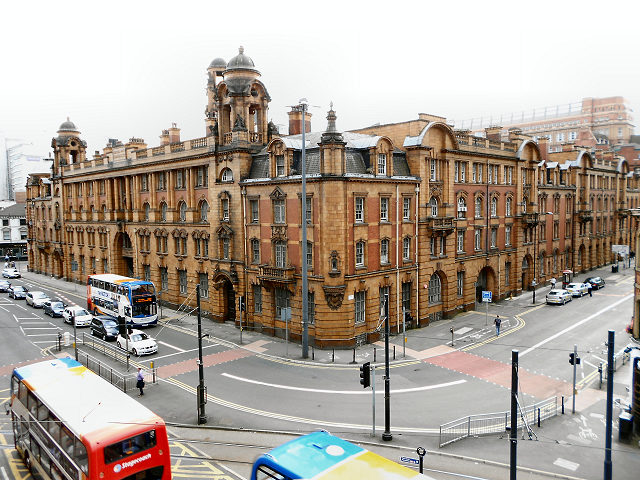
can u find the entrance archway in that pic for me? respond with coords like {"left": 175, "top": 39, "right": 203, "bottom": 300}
{"left": 213, "top": 273, "right": 236, "bottom": 322}
{"left": 113, "top": 232, "right": 134, "bottom": 276}
{"left": 475, "top": 266, "right": 496, "bottom": 302}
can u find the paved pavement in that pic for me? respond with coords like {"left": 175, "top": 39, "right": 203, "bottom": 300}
{"left": 12, "top": 261, "right": 640, "bottom": 479}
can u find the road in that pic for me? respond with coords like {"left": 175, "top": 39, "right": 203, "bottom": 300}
{"left": 0, "top": 263, "right": 638, "bottom": 479}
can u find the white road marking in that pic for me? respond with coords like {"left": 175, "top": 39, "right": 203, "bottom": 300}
{"left": 157, "top": 341, "right": 186, "bottom": 352}
{"left": 520, "top": 294, "right": 633, "bottom": 357}
{"left": 33, "top": 341, "right": 57, "bottom": 344}
{"left": 22, "top": 327, "right": 58, "bottom": 330}
{"left": 221, "top": 373, "right": 466, "bottom": 395}
{"left": 592, "top": 355, "right": 606, "bottom": 363}
{"left": 553, "top": 458, "right": 579, "bottom": 471}
{"left": 1, "top": 466, "right": 9, "bottom": 480}
{"left": 0, "top": 306, "right": 9, "bottom": 313}
{"left": 454, "top": 327, "right": 472, "bottom": 335}
{"left": 590, "top": 413, "right": 604, "bottom": 419}
{"left": 27, "top": 333, "right": 61, "bottom": 337}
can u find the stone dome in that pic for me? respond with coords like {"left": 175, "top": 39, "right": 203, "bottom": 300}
{"left": 226, "top": 46, "right": 256, "bottom": 71}
{"left": 209, "top": 57, "right": 226, "bottom": 70}
{"left": 58, "top": 117, "right": 79, "bottom": 134}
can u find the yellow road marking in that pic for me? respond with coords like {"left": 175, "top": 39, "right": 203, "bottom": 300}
{"left": 461, "top": 314, "right": 526, "bottom": 352}
{"left": 170, "top": 440, "right": 236, "bottom": 479}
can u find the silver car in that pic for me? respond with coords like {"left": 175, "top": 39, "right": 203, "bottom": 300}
{"left": 565, "top": 282, "right": 589, "bottom": 297}
{"left": 546, "top": 289, "right": 572, "bottom": 305}
{"left": 26, "top": 291, "right": 51, "bottom": 308}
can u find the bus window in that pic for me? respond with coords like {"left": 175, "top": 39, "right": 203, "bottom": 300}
{"left": 133, "top": 301, "right": 156, "bottom": 317}
{"left": 27, "top": 390, "right": 38, "bottom": 418}
{"left": 11, "top": 375, "right": 18, "bottom": 396}
{"left": 48, "top": 416, "right": 61, "bottom": 444}
{"left": 18, "top": 382, "right": 27, "bottom": 404}
{"left": 60, "top": 425, "right": 74, "bottom": 458}
{"left": 37, "top": 402, "right": 49, "bottom": 422}
{"left": 256, "top": 466, "right": 289, "bottom": 480}
{"left": 74, "top": 439, "right": 89, "bottom": 474}
{"left": 104, "top": 430, "right": 157, "bottom": 464}
{"left": 51, "top": 462, "right": 64, "bottom": 480}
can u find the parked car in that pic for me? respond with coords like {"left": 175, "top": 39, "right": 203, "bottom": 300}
{"left": 43, "top": 299, "right": 67, "bottom": 317}
{"left": 584, "top": 277, "right": 605, "bottom": 290}
{"left": 8, "top": 285, "right": 27, "bottom": 299}
{"left": 116, "top": 329, "right": 158, "bottom": 356}
{"left": 546, "top": 289, "right": 573, "bottom": 305}
{"left": 90, "top": 316, "right": 119, "bottom": 341}
{"left": 565, "top": 282, "right": 589, "bottom": 297}
{"left": 2, "top": 268, "right": 21, "bottom": 278}
{"left": 62, "top": 306, "right": 92, "bottom": 327}
{"left": 0, "top": 280, "right": 11, "bottom": 292}
{"left": 26, "top": 291, "right": 51, "bottom": 308}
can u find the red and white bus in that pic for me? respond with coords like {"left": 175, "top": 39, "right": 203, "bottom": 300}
{"left": 10, "top": 357, "right": 171, "bottom": 480}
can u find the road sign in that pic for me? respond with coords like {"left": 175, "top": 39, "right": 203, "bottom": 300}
{"left": 400, "top": 456, "right": 419, "bottom": 465}
{"left": 482, "top": 290, "right": 492, "bottom": 302}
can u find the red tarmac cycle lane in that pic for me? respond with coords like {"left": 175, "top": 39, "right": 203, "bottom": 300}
{"left": 157, "top": 348, "right": 253, "bottom": 378}
{"left": 425, "top": 350, "right": 569, "bottom": 399}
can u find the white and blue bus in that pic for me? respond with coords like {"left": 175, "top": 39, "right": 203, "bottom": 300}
{"left": 87, "top": 274, "right": 158, "bottom": 327}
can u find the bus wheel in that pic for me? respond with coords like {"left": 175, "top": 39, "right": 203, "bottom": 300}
{"left": 25, "top": 454, "right": 32, "bottom": 473}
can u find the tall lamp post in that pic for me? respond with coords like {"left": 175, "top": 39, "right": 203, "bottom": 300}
{"left": 382, "top": 293, "right": 392, "bottom": 441}
{"left": 300, "top": 99, "right": 309, "bottom": 359}
{"left": 196, "top": 284, "right": 207, "bottom": 424}
{"left": 532, "top": 212, "right": 539, "bottom": 304}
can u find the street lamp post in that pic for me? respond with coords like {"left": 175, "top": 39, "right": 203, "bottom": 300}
{"left": 382, "top": 293, "right": 392, "bottom": 441}
{"left": 196, "top": 284, "right": 207, "bottom": 424}
{"left": 300, "top": 99, "right": 309, "bottom": 359}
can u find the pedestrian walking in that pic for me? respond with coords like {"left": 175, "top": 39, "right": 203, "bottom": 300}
{"left": 550, "top": 277, "right": 557, "bottom": 289}
{"left": 587, "top": 283, "right": 593, "bottom": 297}
{"left": 136, "top": 367, "right": 145, "bottom": 396}
{"left": 494, "top": 315, "right": 502, "bottom": 336}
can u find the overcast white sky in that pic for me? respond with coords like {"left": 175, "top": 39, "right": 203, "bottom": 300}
{"left": 1, "top": 0, "right": 638, "bottom": 158}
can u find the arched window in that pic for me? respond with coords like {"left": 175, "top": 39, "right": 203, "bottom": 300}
{"left": 403, "top": 236, "right": 411, "bottom": 260}
{"left": 429, "top": 197, "right": 438, "bottom": 217}
{"left": 380, "top": 239, "right": 389, "bottom": 264}
{"left": 160, "top": 202, "right": 167, "bottom": 222}
{"left": 143, "top": 203, "right": 150, "bottom": 222}
{"left": 490, "top": 197, "right": 498, "bottom": 217}
{"left": 475, "top": 197, "right": 482, "bottom": 218}
{"left": 457, "top": 197, "right": 466, "bottom": 219}
{"left": 178, "top": 201, "right": 187, "bottom": 222}
{"left": 505, "top": 197, "right": 512, "bottom": 217}
{"left": 221, "top": 168, "right": 233, "bottom": 182}
{"left": 102, "top": 204, "right": 107, "bottom": 218}
{"left": 200, "top": 200, "right": 209, "bottom": 223}
{"left": 428, "top": 273, "right": 441, "bottom": 304}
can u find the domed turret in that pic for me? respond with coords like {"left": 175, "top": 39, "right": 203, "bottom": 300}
{"left": 209, "top": 57, "right": 226, "bottom": 70}
{"left": 225, "top": 46, "right": 258, "bottom": 73}
{"left": 57, "top": 117, "right": 80, "bottom": 136}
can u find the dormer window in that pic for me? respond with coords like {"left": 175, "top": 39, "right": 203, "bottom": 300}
{"left": 377, "top": 154, "right": 387, "bottom": 176}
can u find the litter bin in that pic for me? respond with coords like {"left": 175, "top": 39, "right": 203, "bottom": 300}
{"left": 619, "top": 411, "right": 633, "bottom": 442}
{"left": 612, "top": 265, "right": 619, "bottom": 273}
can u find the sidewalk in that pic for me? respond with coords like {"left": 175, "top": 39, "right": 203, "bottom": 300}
{"left": 16, "top": 261, "right": 636, "bottom": 367}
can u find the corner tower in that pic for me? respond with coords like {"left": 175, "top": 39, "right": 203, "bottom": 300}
{"left": 51, "top": 118, "right": 86, "bottom": 176}
{"left": 205, "top": 47, "right": 271, "bottom": 147}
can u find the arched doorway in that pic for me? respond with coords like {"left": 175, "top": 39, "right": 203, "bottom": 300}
{"left": 213, "top": 273, "right": 236, "bottom": 322}
{"left": 521, "top": 254, "right": 533, "bottom": 290}
{"left": 113, "top": 232, "right": 134, "bottom": 277}
{"left": 476, "top": 266, "right": 496, "bottom": 302}
{"left": 53, "top": 251, "right": 63, "bottom": 278}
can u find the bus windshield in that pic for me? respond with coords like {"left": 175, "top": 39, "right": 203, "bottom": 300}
{"left": 130, "top": 283, "right": 155, "bottom": 296}
{"left": 104, "top": 430, "right": 157, "bottom": 464}
{"left": 132, "top": 299, "right": 157, "bottom": 317}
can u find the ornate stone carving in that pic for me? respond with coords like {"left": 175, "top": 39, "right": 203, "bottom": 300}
{"left": 232, "top": 114, "right": 247, "bottom": 132}
{"left": 323, "top": 285, "right": 346, "bottom": 310}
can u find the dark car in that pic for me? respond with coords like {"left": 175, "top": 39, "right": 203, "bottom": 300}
{"left": 9, "top": 285, "right": 27, "bottom": 299}
{"left": 584, "top": 277, "right": 605, "bottom": 290}
{"left": 0, "top": 280, "right": 11, "bottom": 292}
{"left": 90, "top": 316, "right": 120, "bottom": 341}
{"left": 43, "top": 299, "right": 67, "bottom": 317}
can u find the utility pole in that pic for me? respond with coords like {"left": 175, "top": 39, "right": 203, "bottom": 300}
{"left": 382, "top": 293, "right": 392, "bottom": 441}
{"left": 604, "top": 330, "right": 614, "bottom": 480}
{"left": 572, "top": 344, "right": 577, "bottom": 414}
{"left": 196, "top": 284, "right": 207, "bottom": 424}
{"left": 510, "top": 349, "right": 518, "bottom": 480}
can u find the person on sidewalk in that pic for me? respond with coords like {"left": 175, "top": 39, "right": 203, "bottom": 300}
{"left": 136, "top": 367, "right": 145, "bottom": 396}
{"left": 494, "top": 315, "right": 502, "bottom": 336}
{"left": 550, "top": 277, "right": 557, "bottom": 289}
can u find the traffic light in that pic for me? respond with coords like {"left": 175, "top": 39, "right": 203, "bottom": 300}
{"left": 569, "top": 353, "right": 581, "bottom": 365}
{"left": 238, "top": 296, "right": 245, "bottom": 312}
{"left": 117, "top": 316, "right": 127, "bottom": 336}
{"left": 359, "top": 362, "right": 371, "bottom": 388}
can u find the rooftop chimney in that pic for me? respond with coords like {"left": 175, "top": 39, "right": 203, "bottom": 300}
{"left": 168, "top": 123, "right": 181, "bottom": 144}
{"left": 160, "top": 129, "right": 170, "bottom": 146}
{"left": 288, "top": 106, "right": 312, "bottom": 136}
{"left": 485, "top": 126, "right": 502, "bottom": 142}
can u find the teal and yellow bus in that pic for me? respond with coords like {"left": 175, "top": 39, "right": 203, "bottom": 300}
{"left": 251, "top": 431, "right": 434, "bottom": 480}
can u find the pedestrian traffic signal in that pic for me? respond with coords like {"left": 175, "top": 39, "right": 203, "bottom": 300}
{"left": 117, "top": 316, "right": 127, "bottom": 336}
{"left": 569, "top": 353, "right": 581, "bottom": 365}
{"left": 359, "top": 362, "right": 371, "bottom": 388}
{"left": 238, "top": 296, "right": 245, "bottom": 312}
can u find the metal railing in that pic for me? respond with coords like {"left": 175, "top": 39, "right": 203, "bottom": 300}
{"left": 76, "top": 350, "right": 156, "bottom": 393}
{"left": 439, "top": 396, "right": 557, "bottom": 447}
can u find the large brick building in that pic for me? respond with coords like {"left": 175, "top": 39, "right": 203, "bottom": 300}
{"left": 26, "top": 48, "right": 639, "bottom": 347}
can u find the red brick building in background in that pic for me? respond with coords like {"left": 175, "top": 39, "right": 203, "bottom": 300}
{"left": 26, "top": 49, "right": 639, "bottom": 346}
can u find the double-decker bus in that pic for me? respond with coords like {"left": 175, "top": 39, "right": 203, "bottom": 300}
{"left": 87, "top": 274, "right": 158, "bottom": 327}
{"left": 10, "top": 357, "right": 171, "bottom": 480}
{"left": 251, "top": 431, "right": 435, "bottom": 479}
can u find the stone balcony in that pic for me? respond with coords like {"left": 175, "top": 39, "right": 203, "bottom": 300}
{"left": 425, "top": 216, "right": 455, "bottom": 233}
{"left": 258, "top": 265, "right": 296, "bottom": 285}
